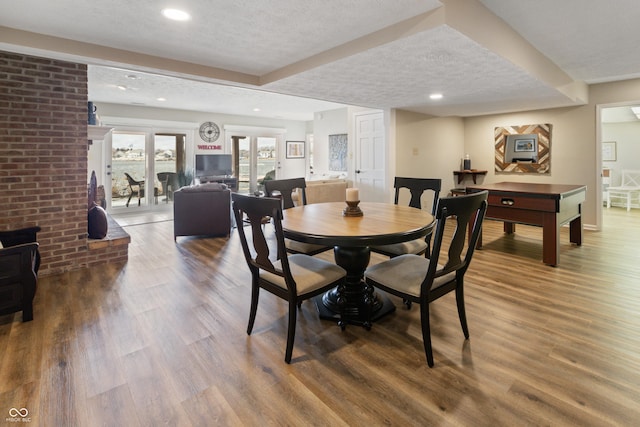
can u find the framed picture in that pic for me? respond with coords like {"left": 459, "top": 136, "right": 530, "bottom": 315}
{"left": 602, "top": 141, "right": 616, "bottom": 161}
{"left": 514, "top": 138, "right": 536, "bottom": 152}
{"left": 286, "top": 141, "right": 305, "bottom": 159}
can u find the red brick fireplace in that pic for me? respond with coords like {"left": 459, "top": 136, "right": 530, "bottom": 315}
{"left": 0, "top": 51, "right": 128, "bottom": 276}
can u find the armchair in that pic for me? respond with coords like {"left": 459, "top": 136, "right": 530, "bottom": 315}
{"left": 0, "top": 226, "right": 41, "bottom": 322}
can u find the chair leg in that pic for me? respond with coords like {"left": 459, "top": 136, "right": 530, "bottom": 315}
{"left": 285, "top": 300, "right": 297, "bottom": 364}
{"left": 456, "top": 282, "right": 470, "bottom": 339}
{"left": 420, "top": 303, "right": 434, "bottom": 367}
{"left": 247, "top": 281, "right": 260, "bottom": 335}
{"left": 22, "top": 304, "right": 33, "bottom": 322}
{"left": 126, "top": 192, "right": 133, "bottom": 208}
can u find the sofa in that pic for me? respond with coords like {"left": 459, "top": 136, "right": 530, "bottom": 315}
{"left": 173, "top": 183, "right": 231, "bottom": 240}
{"left": 304, "top": 179, "right": 348, "bottom": 204}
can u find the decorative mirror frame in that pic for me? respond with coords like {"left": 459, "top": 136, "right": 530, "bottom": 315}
{"left": 495, "top": 123, "right": 552, "bottom": 174}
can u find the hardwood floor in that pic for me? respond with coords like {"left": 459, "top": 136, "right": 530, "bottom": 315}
{"left": 1, "top": 208, "right": 639, "bottom": 426}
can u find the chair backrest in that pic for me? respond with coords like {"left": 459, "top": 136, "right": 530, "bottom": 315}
{"left": 264, "top": 177, "right": 307, "bottom": 209}
{"left": 231, "top": 193, "right": 296, "bottom": 293}
{"left": 0, "top": 227, "right": 41, "bottom": 273}
{"left": 125, "top": 173, "right": 141, "bottom": 187}
{"left": 620, "top": 170, "right": 640, "bottom": 188}
{"left": 157, "top": 172, "right": 170, "bottom": 183}
{"left": 394, "top": 177, "right": 442, "bottom": 214}
{"left": 0, "top": 242, "right": 39, "bottom": 289}
{"left": 422, "top": 190, "right": 488, "bottom": 294}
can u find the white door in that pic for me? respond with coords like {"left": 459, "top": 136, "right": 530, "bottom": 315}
{"left": 355, "top": 111, "right": 386, "bottom": 202}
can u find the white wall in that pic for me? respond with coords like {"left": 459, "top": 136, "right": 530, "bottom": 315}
{"left": 602, "top": 121, "right": 640, "bottom": 186}
{"left": 312, "top": 108, "right": 349, "bottom": 176}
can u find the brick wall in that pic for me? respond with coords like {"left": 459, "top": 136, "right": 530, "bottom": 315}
{"left": 0, "top": 51, "right": 127, "bottom": 276}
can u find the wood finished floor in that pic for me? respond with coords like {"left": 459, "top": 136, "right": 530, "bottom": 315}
{"left": 1, "top": 208, "right": 639, "bottom": 426}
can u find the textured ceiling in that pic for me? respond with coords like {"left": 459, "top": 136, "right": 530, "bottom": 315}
{"left": 1, "top": 0, "right": 640, "bottom": 120}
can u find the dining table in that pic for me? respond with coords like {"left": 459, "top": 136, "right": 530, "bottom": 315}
{"left": 282, "top": 202, "right": 435, "bottom": 327}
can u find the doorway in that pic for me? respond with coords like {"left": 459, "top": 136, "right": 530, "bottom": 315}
{"left": 598, "top": 103, "right": 640, "bottom": 227}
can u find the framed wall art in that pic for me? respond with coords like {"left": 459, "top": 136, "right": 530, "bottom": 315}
{"left": 495, "top": 123, "right": 552, "bottom": 174}
{"left": 602, "top": 141, "right": 616, "bottom": 161}
{"left": 286, "top": 141, "right": 305, "bottom": 159}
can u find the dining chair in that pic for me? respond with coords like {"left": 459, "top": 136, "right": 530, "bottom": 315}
{"left": 371, "top": 177, "right": 441, "bottom": 258}
{"left": 364, "top": 190, "right": 488, "bottom": 367}
{"left": 231, "top": 193, "right": 346, "bottom": 363}
{"left": 264, "top": 177, "right": 331, "bottom": 256}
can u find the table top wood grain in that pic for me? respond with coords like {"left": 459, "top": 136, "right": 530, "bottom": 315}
{"left": 282, "top": 202, "right": 435, "bottom": 247}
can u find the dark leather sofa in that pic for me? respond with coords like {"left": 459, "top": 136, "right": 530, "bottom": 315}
{"left": 173, "top": 183, "right": 232, "bottom": 241}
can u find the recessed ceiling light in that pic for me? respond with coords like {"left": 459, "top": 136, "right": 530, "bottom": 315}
{"left": 157, "top": 97, "right": 166, "bottom": 102}
{"left": 162, "top": 8, "right": 191, "bottom": 21}
{"left": 117, "top": 85, "right": 128, "bottom": 91}
{"left": 429, "top": 93, "right": 443, "bottom": 100}
{"left": 125, "top": 74, "right": 140, "bottom": 80}
{"left": 253, "top": 108, "right": 261, "bottom": 112}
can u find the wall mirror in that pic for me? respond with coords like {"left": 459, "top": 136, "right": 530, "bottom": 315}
{"left": 495, "top": 124, "right": 552, "bottom": 174}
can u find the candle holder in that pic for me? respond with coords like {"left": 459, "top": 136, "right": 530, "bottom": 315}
{"left": 343, "top": 200, "right": 363, "bottom": 217}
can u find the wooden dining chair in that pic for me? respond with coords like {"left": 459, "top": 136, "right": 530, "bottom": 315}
{"left": 231, "top": 193, "right": 346, "bottom": 363}
{"left": 364, "top": 191, "right": 488, "bottom": 367}
{"left": 371, "top": 177, "right": 441, "bottom": 258}
{"left": 264, "top": 177, "right": 331, "bottom": 256}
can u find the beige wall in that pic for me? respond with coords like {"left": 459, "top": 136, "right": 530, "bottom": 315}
{"left": 394, "top": 78, "right": 640, "bottom": 228}
{"left": 393, "top": 111, "right": 465, "bottom": 200}
{"left": 465, "top": 78, "right": 640, "bottom": 228}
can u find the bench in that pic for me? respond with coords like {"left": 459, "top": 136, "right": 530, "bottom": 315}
{"left": 606, "top": 170, "right": 640, "bottom": 211}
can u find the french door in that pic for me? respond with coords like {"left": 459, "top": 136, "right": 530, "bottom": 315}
{"left": 107, "top": 131, "right": 186, "bottom": 210}
{"left": 229, "top": 130, "right": 280, "bottom": 194}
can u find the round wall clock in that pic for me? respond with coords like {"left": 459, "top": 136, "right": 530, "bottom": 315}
{"left": 199, "top": 121, "right": 220, "bottom": 143}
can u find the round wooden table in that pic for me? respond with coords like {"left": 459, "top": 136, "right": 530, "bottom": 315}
{"left": 282, "top": 202, "right": 435, "bottom": 327}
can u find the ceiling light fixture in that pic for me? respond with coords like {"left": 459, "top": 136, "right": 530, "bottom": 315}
{"left": 162, "top": 8, "right": 191, "bottom": 21}
{"left": 157, "top": 97, "right": 166, "bottom": 102}
{"left": 125, "top": 74, "right": 140, "bottom": 80}
{"left": 631, "top": 106, "right": 640, "bottom": 119}
{"left": 253, "top": 108, "right": 261, "bottom": 112}
{"left": 429, "top": 93, "right": 443, "bottom": 100}
{"left": 117, "top": 85, "right": 128, "bottom": 91}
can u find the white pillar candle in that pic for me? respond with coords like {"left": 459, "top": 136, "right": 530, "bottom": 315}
{"left": 346, "top": 187, "right": 359, "bottom": 202}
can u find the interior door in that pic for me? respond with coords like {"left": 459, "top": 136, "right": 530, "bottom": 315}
{"left": 355, "top": 111, "right": 386, "bottom": 202}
